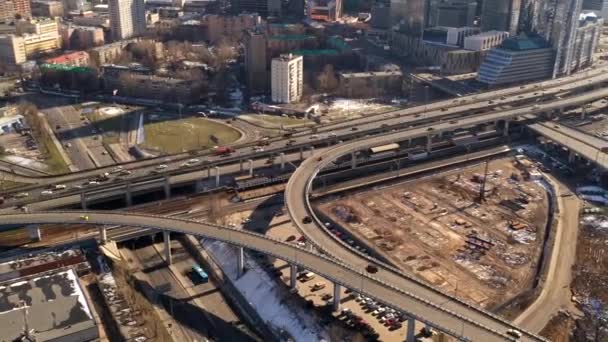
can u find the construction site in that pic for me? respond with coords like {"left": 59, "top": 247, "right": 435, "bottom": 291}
{"left": 316, "top": 156, "right": 550, "bottom": 309}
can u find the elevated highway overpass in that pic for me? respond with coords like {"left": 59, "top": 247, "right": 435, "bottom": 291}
{"left": 0, "top": 211, "right": 545, "bottom": 342}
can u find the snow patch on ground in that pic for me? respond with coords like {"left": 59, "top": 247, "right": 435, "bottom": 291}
{"left": 1, "top": 155, "right": 49, "bottom": 172}
{"left": 202, "top": 239, "right": 328, "bottom": 342}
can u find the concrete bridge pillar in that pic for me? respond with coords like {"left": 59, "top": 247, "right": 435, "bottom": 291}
{"left": 503, "top": 120, "right": 510, "bottom": 137}
{"left": 207, "top": 167, "right": 211, "bottom": 179}
{"left": 248, "top": 159, "right": 254, "bottom": 177}
{"left": 99, "top": 226, "right": 108, "bottom": 245}
{"left": 290, "top": 264, "right": 297, "bottom": 290}
{"left": 125, "top": 182, "right": 132, "bottom": 206}
{"left": 406, "top": 316, "right": 416, "bottom": 342}
{"left": 27, "top": 225, "right": 41, "bottom": 242}
{"left": 236, "top": 247, "right": 245, "bottom": 278}
{"left": 163, "top": 230, "right": 172, "bottom": 265}
{"left": 239, "top": 159, "right": 244, "bottom": 172}
{"left": 215, "top": 166, "right": 221, "bottom": 187}
{"left": 280, "top": 152, "right": 285, "bottom": 170}
{"left": 351, "top": 152, "right": 357, "bottom": 169}
{"left": 568, "top": 150, "right": 576, "bottom": 163}
{"left": 426, "top": 135, "right": 432, "bottom": 153}
{"left": 99, "top": 226, "right": 107, "bottom": 244}
{"left": 195, "top": 179, "right": 204, "bottom": 192}
{"left": 299, "top": 147, "right": 304, "bottom": 160}
{"left": 163, "top": 176, "right": 171, "bottom": 198}
{"left": 310, "top": 146, "right": 315, "bottom": 156}
{"left": 333, "top": 283, "right": 341, "bottom": 311}
{"left": 80, "top": 192, "right": 87, "bottom": 209}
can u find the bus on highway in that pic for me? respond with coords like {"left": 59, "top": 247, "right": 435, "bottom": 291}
{"left": 369, "top": 143, "right": 400, "bottom": 155}
{"left": 192, "top": 265, "right": 209, "bottom": 284}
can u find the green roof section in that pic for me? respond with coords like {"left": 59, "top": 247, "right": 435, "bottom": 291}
{"left": 327, "top": 35, "right": 351, "bottom": 51}
{"left": 40, "top": 63, "right": 92, "bottom": 73}
{"left": 292, "top": 49, "right": 340, "bottom": 56}
{"left": 270, "top": 34, "right": 316, "bottom": 41}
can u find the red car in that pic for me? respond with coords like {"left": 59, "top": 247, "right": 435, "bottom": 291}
{"left": 297, "top": 236, "right": 306, "bottom": 242}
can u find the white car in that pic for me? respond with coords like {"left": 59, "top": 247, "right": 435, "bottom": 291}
{"left": 110, "top": 166, "right": 124, "bottom": 174}
{"left": 41, "top": 190, "right": 53, "bottom": 196}
{"left": 53, "top": 184, "right": 67, "bottom": 190}
{"left": 15, "top": 192, "right": 29, "bottom": 198}
{"left": 156, "top": 164, "right": 168, "bottom": 170}
{"left": 87, "top": 180, "right": 100, "bottom": 185}
{"left": 188, "top": 158, "right": 199, "bottom": 164}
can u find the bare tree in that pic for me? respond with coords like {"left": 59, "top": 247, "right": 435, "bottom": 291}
{"left": 316, "top": 64, "right": 339, "bottom": 93}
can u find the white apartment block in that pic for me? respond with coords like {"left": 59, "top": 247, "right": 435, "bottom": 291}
{"left": 108, "top": 0, "right": 146, "bottom": 40}
{"left": 271, "top": 54, "right": 303, "bottom": 104}
{"left": 464, "top": 30, "right": 509, "bottom": 51}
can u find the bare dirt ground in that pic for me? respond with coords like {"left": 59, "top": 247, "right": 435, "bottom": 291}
{"left": 547, "top": 205, "right": 608, "bottom": 341}
{"left": 317, "top": 157, "right": 549, "bottom": 309}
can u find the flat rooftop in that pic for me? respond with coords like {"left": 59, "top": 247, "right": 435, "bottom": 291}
{"left": 0, "top": 269, "right": 98, "bottom": 342}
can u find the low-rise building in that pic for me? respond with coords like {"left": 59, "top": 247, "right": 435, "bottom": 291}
{"left": 477, "top": 35, "right": 555, "bottom": 86}
{"left": 31, "top": 0, "right": 64, "bottom": 17}
{"left": 88, "top": 39, "right": 140, "bottom": 65}
{"left": 339, "top": 71, "right": 403, "bottom": 98}
{"left": 200, "top": 13, "right": 261, "bottom": 43}
{"left": 271, "top": 54, "right": 303, "bottom": 104}
{"left": 103, "top": 67, "right": 201, "bottom": 103}
{"left": 45, "top": 50, "right": 90, "bottom": 66}
{"left": 308, "top": 0, "right": 343, "bottom": 22}
{"left": 446, "top": 26, "right": 480, "bottom": 47}
{"left": 464, "top": 30, "right": 509, "bottom": 51}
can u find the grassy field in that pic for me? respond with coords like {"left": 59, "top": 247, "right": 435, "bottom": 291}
{"left": 142, "top": 118, "right": 241, "bottom": 154}
{"left": 240, "top": 114, "right": 314, "bottom": 128}
{"left": 0, "top": 180, "right": 26, "bottom": 192}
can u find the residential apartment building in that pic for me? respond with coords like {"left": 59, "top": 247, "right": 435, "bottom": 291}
{"left": 0, "top": 34, "right": 26, "bottom": 65}
{"left": 10, "top": 0, "right": 31, "bottom": 18}
{"left": 0, "top": 0, "right": 16, "bottom": 22}
{"left": 477, "top": 35, "right": 555, "bottom": 85}
{"left": 108, "top": 0, "right": 146, "bottom": 40}
{"left": 60, "top": 24, "right": 105, "bottom": 49}
{"left": 271, "top": 54, "right": 303, "bottom": 104}
{"left": 464, "top": 31, "right": 509, "bottom": 51}
{"left": 339, "top": 71, "right": 403, "bottom": 98}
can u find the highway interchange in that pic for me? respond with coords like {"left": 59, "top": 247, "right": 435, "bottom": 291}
{"left": 3, "top": 63, "right": 608, "bottom": 340}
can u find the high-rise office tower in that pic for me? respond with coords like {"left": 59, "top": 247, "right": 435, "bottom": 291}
{"left": 390, "top": 0, "right": 426, "bottom": 36}
{"left": 481, "top": 0, "right": 521, "bottom": 35}
{"left": 244, "top": 29, "right": 268, "bottom": 94}
{"left": 426, "top": 0, "right": 477, "bottom": 27}
{"left": 108, "top": 0, "right": 146, "bottom": 40}
{"left": 582, "top": 0, "right": 608, "bottom": 17}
